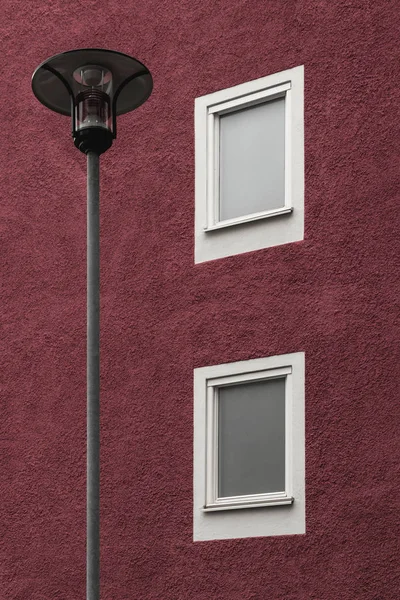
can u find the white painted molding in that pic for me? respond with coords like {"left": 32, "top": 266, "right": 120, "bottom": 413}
{"left": 194, "top": 65, "right": 304, "bottom": 263}
{"left": 194, "top": 353, "right": 305, "bottom": 541}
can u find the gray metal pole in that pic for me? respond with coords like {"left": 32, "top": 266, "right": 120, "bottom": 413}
{"left": 87, "top": 150, "right": 100, "bottom": 600}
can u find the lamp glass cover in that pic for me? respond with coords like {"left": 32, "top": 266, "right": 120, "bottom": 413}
{"left": 73, "top": 65, "right": 113, "bottom": 132}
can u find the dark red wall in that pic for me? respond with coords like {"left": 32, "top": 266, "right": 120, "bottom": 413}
{"left": 1, "top": 1, "right": 399, "bottom": 598}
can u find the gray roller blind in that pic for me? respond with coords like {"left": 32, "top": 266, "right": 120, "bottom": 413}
{"left": 218, "top": 378, "right": 286, "bottom": 498}
{"left": 219, "top": 97, "right": 285, "bottom": 221}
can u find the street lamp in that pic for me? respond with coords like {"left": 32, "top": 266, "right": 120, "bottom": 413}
{"left": 32, "top": 49, "right": 153, "bottom": 600}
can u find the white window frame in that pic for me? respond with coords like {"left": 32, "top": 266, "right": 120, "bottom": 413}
{"left": 194, "top": 353, "right": 305, "bottom": 541}
{"left": 206, "top": 82, "right": 292, "bottom": 232}
{"left": 194, "top": 65, "right": 304, "bottom": 263}
{"left": 205, "top": 366, "right": 293, "bottom": 511}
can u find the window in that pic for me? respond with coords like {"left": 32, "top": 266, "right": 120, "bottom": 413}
{"left": 205, "top": 368, "right": 292, "bottom": 511}
{"left": 194, "top": 65, "right": 304, "bottom": 263}
{"left": 194, "top": 353, "right": 305, "bottom": 541}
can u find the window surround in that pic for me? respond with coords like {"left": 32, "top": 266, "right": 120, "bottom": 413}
{"left": 194, "top": 353, "right": 305, "bottom": 541}
{"left": 194, "top": 65, "right": 304, "bottom": 263}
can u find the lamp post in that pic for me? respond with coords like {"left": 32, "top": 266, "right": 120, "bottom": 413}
{"left": 32, "top": 49, "right": 153, "bottom": 600}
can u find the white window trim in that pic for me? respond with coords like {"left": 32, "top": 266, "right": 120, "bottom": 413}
{"left": 194, "top": 65, "right": 304, "bottom": 263}
{"left": 194, "top": 353, "right": 305, "bottom": 541}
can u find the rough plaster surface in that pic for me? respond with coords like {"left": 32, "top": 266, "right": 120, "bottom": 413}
{"left": 0, "top": 0, "right": 399, "bottom": 599}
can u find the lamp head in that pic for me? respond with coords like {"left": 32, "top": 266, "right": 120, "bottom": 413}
{"left": 32, "top": 49, "right": 153, "bottom": 154}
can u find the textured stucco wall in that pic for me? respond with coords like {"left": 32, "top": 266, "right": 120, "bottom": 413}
{"left": 1, "top": 1, "right": 399, "bottom": 599}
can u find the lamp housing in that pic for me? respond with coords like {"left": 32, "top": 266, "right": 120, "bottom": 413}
{"left": 32, "top": 49, "right": 153, "bottom": 154}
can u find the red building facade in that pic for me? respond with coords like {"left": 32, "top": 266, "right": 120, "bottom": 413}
{"left": 1, "top": 1, "right": 399, "bottom": 599}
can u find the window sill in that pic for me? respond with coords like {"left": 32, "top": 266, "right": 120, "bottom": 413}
{"left": 204, "top": 206, "right": 293, "bottom": 232}
{"left": 203, "top": 495, "right": 294, "bottom": 512}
